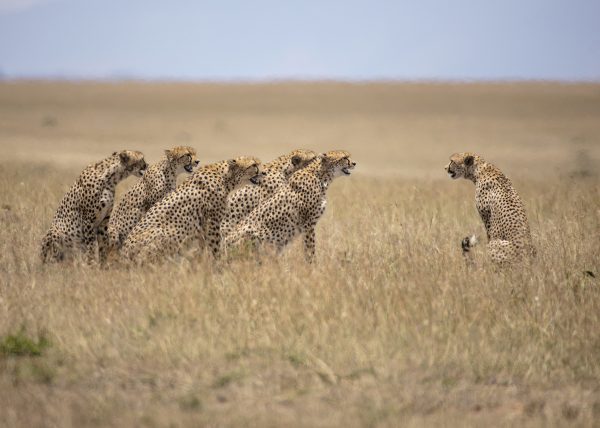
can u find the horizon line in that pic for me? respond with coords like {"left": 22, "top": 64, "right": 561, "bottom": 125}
{"left": 2, "top": 76, "right": 600, "bottom": 85}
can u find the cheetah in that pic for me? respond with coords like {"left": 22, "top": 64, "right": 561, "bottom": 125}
{"left": 445, "top": 152, "right": 535, "bottom": 264}
{"left": 106, "top": 146, "right": 200, "bottom": 252}
{"left": 223, "top": 150, "right": 356, "bottom": 263}
{"left": 121, "top": 156, "right": 263, "bottom": 263}
{"left": 220, "top": 149, "right": 317, "bottom": 239}
{"left": 40, "top": 150, "right": 147, "bottom": 263}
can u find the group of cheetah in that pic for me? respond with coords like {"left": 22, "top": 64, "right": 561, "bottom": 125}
{"left": 40, "top": 147, "right": 356, "bottom": 265}
{"left": 40, "top": 147, "right": 534, "bottom": 266}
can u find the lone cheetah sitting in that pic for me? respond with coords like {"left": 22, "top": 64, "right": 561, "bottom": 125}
{"left": 223, "top": 150, "right": 356, "bottom": 262}
{"left": 40, "top": 150, "right": 147, "bottom": 263}
{"left": 107, "top": 146, "right": 200, "bottom": 252}
{"left": 445, "top": 152, "right": 535, "bottom": 264}
{"left": 220, "top": 149, "right": 317, "bottom": 239}
{"left": 121, "top": 156, "right": 263, "bottom": 263}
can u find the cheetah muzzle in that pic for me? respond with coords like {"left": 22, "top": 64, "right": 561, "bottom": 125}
{"left": 342, "top": 161, "right": 356, "bottom": 175}
{"left": 250, "top": 171, "right": 266, "bottom": 185}
{"left": 446, "top": 165, "right": 458, "bottom": 179}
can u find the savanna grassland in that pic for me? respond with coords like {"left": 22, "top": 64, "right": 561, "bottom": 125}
{"left": 0, "top": 81, "right": 599, "bottom": 427}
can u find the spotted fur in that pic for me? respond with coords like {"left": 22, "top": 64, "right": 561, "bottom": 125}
{"left": 223, "top": 150, "right": 356, "bottom": 262}
{"left": 107, "top": 146, "right": 200, "bottom": 252}
{"left": 121, "top": 156, "right": 263, "bottom": 263}
{"left": 40, "top": 150, "right": 147, "bottom": 263}
{"left": 220, "top": 149, "right": 317, "bottom": 239}
{"left": 445, "top": 152, "right": 535, "bottom": 264}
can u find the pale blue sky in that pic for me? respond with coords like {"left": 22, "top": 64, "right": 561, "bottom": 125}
{"left": 0, "top": 0, "right": 599, "bottom": 81}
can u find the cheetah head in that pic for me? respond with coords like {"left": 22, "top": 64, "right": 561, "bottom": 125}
{"left": 321, "top": 150, "right": 356, "bottom": 177}
{"left": 227, "top": 156, "right": 264, "bottom": 188}
{"left": 166, "top": 146, "right": 200, "bottom": 174}
{"left": 284, "top": 149, "right": 318, "bottom": 176}
{"left": 445, "top": 152, "right": 478, "bottom": 180}
{"left": 116, "top": 150, "right": 147, "bottom": 177}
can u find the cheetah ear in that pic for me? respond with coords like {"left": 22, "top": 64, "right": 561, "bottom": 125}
{"left": 464, "top": 155, "right": 474, "bottom": 167}
{"left": 291, "top": 155, "right": 302, "bottom": 166}
{"left": 119, "top": 151, "right": 130, "bottom": 164}
{"left": 164, "top": 149, "right": 175, "bottom": 161}
{"left": 227, "top": 158, "right": 237, "bottom": 169}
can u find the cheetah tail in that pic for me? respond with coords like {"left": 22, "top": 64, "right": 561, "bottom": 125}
{"left": 461, "top": 235, "right": 478, "bottom": 255}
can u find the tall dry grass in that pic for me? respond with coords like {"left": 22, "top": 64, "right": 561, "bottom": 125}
{"left": 0, "top": 82, "right": 599, "bottom": 427}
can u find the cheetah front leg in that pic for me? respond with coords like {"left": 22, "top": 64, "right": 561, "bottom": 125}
{"left": 205, "top": 217, "right": 222, "bottom": 259}
{"left": 94, "top": 189, "right": 114, "bottom": 264}
{"left": 96, "top": 216, "right": 111, "bottom": 264}
{"left": 81, "top": 223, "right": 100, "bottom": 264}
{"left": 303, "top": 225, "right": 317, "bottom": 263}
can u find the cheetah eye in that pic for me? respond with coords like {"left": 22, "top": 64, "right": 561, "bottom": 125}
{"left": 182, "top": 154, "right": 192, "bottom": 164}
